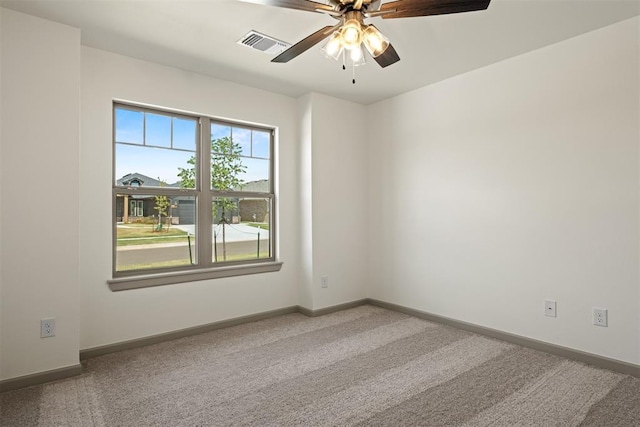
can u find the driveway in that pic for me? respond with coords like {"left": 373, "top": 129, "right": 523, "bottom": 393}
{"left": 173, "top": 223, "right": 269, "bottom": 243}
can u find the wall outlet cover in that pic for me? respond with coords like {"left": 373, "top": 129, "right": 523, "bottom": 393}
{"left": 41, "top": 318, "right": 56, "bottom": 338}
{"left": 321, "top": 276, "right": 329, "bottom": 288}
{"left": 593, "top": 308, "right": 608, "bottom": 327}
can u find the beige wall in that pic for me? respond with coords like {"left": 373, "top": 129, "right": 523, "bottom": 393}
{"left": 1, "top": 10, "right": 81, "bottom": 379}
{"left": 367, "top": 17, "right": 640, "bottom": 365}
{"left": 297, "top": 93, "right": 369, "bottom": 310}
{"left": 297, "top": 94, "right": 315, "bottom": 309}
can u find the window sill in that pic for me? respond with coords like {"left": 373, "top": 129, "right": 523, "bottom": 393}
{"left": 107, "top": 261, "right": 283, "bottom": 291}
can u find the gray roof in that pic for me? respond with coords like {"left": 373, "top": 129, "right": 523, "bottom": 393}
{"left": 118, "top": 173, "right": 268, "bottom": 195}
{"left": 117, "top": 172, "right": 180, "bottom": 187}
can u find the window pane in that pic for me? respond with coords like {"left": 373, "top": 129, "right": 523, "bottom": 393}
{"left": 212, "top": 197, "right": 271, "bottom": 263}
{"left": 115, "top": 194, "right": 197, "bottom": 271}
{"left": 211, "top": 123, "right": 231, "bottom": 152}
{"left": 210, "top": 146, "right": 246, "bottom": 190}
{"left": 145, "top": 113, "right": 172, "bottom": 148}
{"left": 211, "top": 128, "right": 271, "bottom": 193}
{"left": 173, "top": 117, "right": 197, "bottom": 151}
{"left": 252, "top": 130, "right": 270, "bottom": 159}
{"left": 210, "top": 154, "right": 269, "bottom": 192}
{"left": 233, "top": 128, "right": 252, "bottom": 157}
{"left": 237, "top": 158, "right": 269, "bottom": 190}
{"left": 115, "top": 108, "right": 143, "bottom": 144}
{"left": 115, "top": 144, "right": 195, "bottom": 188}
{"left": 210, "top": 157, "right": 270, "bottom": 191}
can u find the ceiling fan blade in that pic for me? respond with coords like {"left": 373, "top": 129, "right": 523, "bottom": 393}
{"left": 239, "top": 0, "right": 335, "bottom": 14}
{"left": 272, "top": 25, "right": 338, "bottom": 63}
{"left": 380, "top": 0, "right": 490, "bottom": 19}
{"left": 373, "top": 43, "right": 400, "bottom": 68}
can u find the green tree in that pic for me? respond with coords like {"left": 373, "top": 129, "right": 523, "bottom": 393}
{"left": 178, "top": 136, "right": 246, "bottom": 260}
{"left": 154, "top": 179, "right": 170, "bottom": 232}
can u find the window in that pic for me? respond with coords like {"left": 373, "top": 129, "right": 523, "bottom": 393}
{"left": 130, "top": 200, "right": 144, "bottom": 217}
{"left": 110, "top": 103, "right": 281, "bottom": 290}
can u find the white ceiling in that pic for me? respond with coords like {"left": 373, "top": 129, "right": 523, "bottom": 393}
{"left": 2, "top": 0, "right": 639, "bottom": 104}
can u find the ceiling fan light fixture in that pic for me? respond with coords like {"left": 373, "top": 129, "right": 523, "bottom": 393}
{"left": 322, "top": 31, "right": 344, "bottom": 60}
{"left": 340, "top": 18, "right": 362, "bottom": 50}
{"left": 349, "top": 45, "right": 366, "bottom": 66}
{"left": 253, "top": 0, "right": 492, "bottom": 69}
{"left": 362, "top": 25, "right": 389, "bottom": 58}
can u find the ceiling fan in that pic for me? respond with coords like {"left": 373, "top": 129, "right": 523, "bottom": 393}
{"left": 240, "top": 0, "right": 491, "bottom": 68}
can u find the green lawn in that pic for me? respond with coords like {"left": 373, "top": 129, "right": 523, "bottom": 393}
{"left": 117, "top": 223, "right": 190, "bottom": 246}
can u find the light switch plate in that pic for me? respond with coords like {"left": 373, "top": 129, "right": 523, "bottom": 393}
{"left": 544, "top": 300, "right": 557, "bottom": 317}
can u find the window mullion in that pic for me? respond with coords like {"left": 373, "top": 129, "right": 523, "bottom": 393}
{"left": 197, "top": 118, "right": 213, "bottom": 267}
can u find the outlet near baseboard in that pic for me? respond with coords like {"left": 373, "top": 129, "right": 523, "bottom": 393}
{"left": 321, "top": 276, "right": 329, "bottom": 288}
{"left": 41, "top": 318, "right": 56, "bottom": 338}
{"left": 593, "top": 308, "right": 608, "bottom": 327}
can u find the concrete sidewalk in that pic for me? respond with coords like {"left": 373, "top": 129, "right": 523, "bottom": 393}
{"left": 173, "top": 223, "right": 268, "bottom": 243}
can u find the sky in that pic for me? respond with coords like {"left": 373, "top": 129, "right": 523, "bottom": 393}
{"left": 115, "top": 108, "right": 270, "bottom": 186}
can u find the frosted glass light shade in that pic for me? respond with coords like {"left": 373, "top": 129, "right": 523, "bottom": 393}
{"left": 363, "top": 25, "right": 389, "bottom": 58}
{"left": 340, "top": 19, "right": 362, "bottom": 50}
{"left": 349, "top": 45, "right": 366, "bottom": 67}
{"left": 322, "top": 32, "right": 344, "bottom": 60}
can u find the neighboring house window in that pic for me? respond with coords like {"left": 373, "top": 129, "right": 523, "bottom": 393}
{"left": 130, "top": 200, "right": 144, "bottom": 217}
{"left": 111, "top": 103, "right": 280, "bottom": 290}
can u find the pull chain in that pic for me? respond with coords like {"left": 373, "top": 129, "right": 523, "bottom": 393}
{"left": 339, "top": 50, "right": 356, "bottom": 84}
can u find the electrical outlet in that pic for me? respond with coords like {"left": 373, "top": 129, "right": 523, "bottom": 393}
{"left": 321, "top": 276, "right": 329, "bottom": 288}
{"left": 593, "top": 308, "right": 607, "bottom": 327}
{"left": 544, "top": 300, "right": 557, "bottom": 317}
{"left": 41, "top": 318, "right": 56, "bottom": 338}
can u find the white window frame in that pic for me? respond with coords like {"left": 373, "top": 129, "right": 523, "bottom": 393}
{"left": 108, "top": 102, "right": 282, "bottom": 291}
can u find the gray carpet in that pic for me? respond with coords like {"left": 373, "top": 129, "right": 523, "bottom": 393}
{"left": 1, "top": 305, "right": 639, "bottom": 426}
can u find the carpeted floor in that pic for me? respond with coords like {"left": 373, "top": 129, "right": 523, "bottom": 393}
{"left": 1, "top": 305, "right": 639, "bottom": 426}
